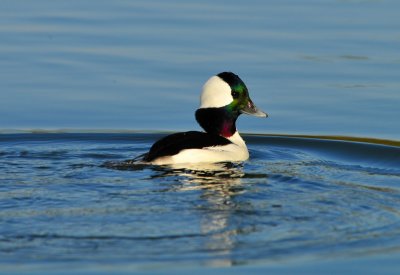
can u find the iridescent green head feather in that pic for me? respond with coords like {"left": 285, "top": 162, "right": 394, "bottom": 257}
{"left": 217, "top": 72, "right": 267, "bottom": 118}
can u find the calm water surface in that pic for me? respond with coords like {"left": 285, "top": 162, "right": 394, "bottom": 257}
{"left": 1, "top": 133, "right": 400, "bottom": 273}
{"left": 0, "top": 0, "right": 399, "bottom": 138}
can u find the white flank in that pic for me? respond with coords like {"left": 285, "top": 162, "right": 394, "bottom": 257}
{"left": 149, "top": 131, "right": 249, "bottom": 165}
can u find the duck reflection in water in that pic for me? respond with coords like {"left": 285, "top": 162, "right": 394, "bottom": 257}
{"left": 104, "top": 160, "right": 260, "bottom": 267}
{"left": 151, "top": 162, "right": 254, "bottom": 267}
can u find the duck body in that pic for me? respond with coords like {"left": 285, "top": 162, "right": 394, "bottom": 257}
{"left": 142, "top": 131, "right": 248, "bottom": 165}
{"left": 142, "top": 72, "right": 267, "bottom": 165}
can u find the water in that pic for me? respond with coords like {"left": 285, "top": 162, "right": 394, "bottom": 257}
{"left": 0, "top": 0, "right": 399, "bottom": 139}
{"left": 0, "top": 133, "right": 399, "bottom": 273}
{"left": 1, "top": 0, "right": 400, "bottom": 273}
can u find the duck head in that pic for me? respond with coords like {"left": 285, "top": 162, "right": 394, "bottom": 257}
{"left": 196, "top": 72, "right": 267, "bottom": 138}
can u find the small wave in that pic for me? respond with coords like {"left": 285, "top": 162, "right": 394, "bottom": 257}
{"left": 79, "top": 153, "right": 124, "bottom": 159}
{"left": 1, "top": 233, "right": 207, "bottom": 242}
{"left": 18, "top": 150, "right": 70, "bottom": 160}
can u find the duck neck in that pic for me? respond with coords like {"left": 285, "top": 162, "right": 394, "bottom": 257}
{"left": 195, "top": 107, "right": 239, "bottom": 138}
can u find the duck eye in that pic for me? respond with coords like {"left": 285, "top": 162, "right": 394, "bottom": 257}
{"left": 231, "top": 91, "right": 239, "bottom": 99}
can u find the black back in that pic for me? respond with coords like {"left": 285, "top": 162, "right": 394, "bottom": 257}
{"left": 143, "top": 131, "right": 232, "bottom": 162}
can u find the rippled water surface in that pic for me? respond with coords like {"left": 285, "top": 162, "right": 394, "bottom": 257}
{"left": 1, "top": 133, "right": 399, "bottom": 273}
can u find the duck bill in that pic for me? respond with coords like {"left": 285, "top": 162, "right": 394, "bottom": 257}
{"left": 240, "top": 99, "right": 268, "bottom": 118}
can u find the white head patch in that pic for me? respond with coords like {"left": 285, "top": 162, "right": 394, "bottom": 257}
{"left": 199, "top": 76, "right": 233, "bottom": 109}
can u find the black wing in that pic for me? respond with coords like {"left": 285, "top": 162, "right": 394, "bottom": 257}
{"left": 143, "top": 131, "right": 231, "bottom": 162}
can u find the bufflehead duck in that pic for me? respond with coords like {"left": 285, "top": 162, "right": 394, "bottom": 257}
{"left": 142, "top": 72, "right": 267, "bottom": 165}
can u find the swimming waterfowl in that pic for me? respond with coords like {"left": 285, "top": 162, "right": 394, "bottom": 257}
{"left": 142, "top": 72, "right": 267, "bottom": 165}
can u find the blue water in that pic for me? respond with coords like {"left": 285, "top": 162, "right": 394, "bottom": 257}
{"left": 0, "top": 0, "right": 399, "bottom": 139}
{"left": 0, "top": 133, "right": 400, "bottom": 274}
{"left": 1, "top": 0, "right": 400, "bottom": 273}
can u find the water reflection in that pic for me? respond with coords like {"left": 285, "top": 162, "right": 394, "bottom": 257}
{"left": 106, "top": 160, "right": 253, "bottom": 266}
{"left": 157, "top": 162, "right": 250, "bottom": 267}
